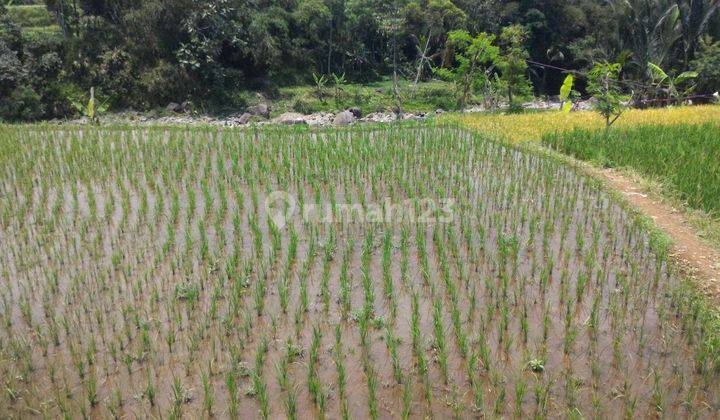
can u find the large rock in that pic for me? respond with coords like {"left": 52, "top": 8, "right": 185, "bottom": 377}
{"left": 360, "top": 112, "right": 396, "bottom": 123}
{"left": 333, "top": 110, "right": 356, "bottom": 125}
{"left": 249, "top": 103, "right": 270, "bottom": 119}
{"left": 223, "top": 113, "right": 252, "bottom": 126}
{"left": 575, "top": 99, "right": 596, "bottom": 111}
{"left": 463, "top": 105, "right": 486, "bottom": 113}
{"left": 523, "top": 100, "right": 558, "bottom": 110}
{"left": 274, "top": 112, "right": 308, "bottom": 125}
{"left": 305, "top": 113, "right": 335, "bottom": 126}
{"left": 237, "top": 113, "right": 253, "bottom": 124}
{"left": 402, "top": 113, "right": 422, "bottom": 121}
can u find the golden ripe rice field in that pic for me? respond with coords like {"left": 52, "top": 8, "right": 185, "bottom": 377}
{"left": 450, "top": 105, "right": 720, "bottom": 143}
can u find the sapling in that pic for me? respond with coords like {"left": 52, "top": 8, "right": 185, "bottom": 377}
{"left": 587, "top": 62, "right": 626, "bottom": 129}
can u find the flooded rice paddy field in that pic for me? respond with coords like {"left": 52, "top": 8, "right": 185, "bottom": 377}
{"left": 0, "top": 125, "right": 718, "bottom": 418}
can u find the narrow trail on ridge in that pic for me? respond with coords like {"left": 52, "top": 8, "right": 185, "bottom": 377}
{"left": 598, "top": 167, "right": 720, "bottom": 305}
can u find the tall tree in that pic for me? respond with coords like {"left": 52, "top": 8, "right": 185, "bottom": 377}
{"left": 675, "top": 0, "right": 720, "bottom": 67}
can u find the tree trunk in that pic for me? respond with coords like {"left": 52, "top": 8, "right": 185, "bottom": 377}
{"left": 414, "top": 33, "right": 432, "bottom": 86}
{"left": 327, "top": 15, "right": 333, "bottom": 75}
{"left": 392, "top": 3, "right": 401, "bottom": 114}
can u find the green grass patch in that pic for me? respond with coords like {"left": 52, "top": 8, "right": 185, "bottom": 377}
{"left": 20, "top": 25, "right": 63, "bottom": 43}
{"left": 542, "top": 123, "right": 720, "bottom": 216}
{"left": 272, "top": 79, "right": 462, "bottom": 116}
{"left": 6, "top": 5, "right": 56, "bottom": 28}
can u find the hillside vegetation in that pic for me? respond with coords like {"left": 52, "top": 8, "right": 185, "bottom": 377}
{"left": 5, "top": 1, "right": 61, "bottom": 40}
{"left": 1, "top": 1, "right": 719, "bottom": 121}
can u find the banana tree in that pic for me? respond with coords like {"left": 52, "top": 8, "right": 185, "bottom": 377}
{"left": 70, "top": 87, "right": 109, "bottom": 124}
{"left": 647, "top": 61, "right": 698, "bottom": 105}
{"left": 312, "top": 73, "right": 328, "bottom": 102}
{"left": 558, "top": 74, "right": 578, "bottom": 114}
{"left": 608, "top": 0, "right": 719, "bottom": 74}
{"left": 331, "top": 72, "right": 346, "bottom": 106}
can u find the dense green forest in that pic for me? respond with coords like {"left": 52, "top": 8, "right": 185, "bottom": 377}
{"left": 1, "top": 0, "right": 719, "bottom": 121}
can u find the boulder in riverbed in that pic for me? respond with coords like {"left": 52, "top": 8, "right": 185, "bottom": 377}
{"left": 333, "top": 110, "right": 356, "bottom": 125}
{"left": 274, "top": 112, "right": 308, "bottom": 125}
{"left": 237, "top": 113, "right": 253, "bottom": 124}
{"left": 249, "top": 103, "right": 270, "bottom": 119}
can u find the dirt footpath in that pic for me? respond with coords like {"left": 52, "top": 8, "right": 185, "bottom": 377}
{"left": 600, "top": 168, "right": 720, "bottom": 304}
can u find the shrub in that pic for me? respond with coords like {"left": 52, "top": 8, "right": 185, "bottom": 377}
{"left": 139, "top": 61, "right": 191, "bottom": 107}
{"left": 347, "top": 85, "right": 372, "bottom": 108}
{"left": 415, "top": 82, "right": 457, "bottom": 110}
{"left": 435, "top": 30, "right": 499, "bottom": 110}
{"left": 0, "top": 84, "right": 42, "bottom": 121}
{"left": 292, "top": 91, "right": 320, "bottom": 114}
{"left": 0, "top": 14, "right": 23, "bottom": 51}
{"left": 0, "top": 39, "right": 36, "bottom": 121}
{"left": 0, "top": 13, "right": 73, "bottom": 121}
{"left": 94, "top": 47, "right": 137, "bottom": 108}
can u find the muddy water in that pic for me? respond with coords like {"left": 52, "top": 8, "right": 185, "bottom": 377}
{"left": 0, "top": 126, "right": 717, "bottom": 418}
